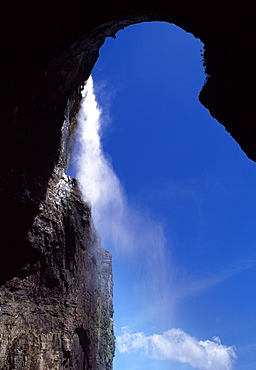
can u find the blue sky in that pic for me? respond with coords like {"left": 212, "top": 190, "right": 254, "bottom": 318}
{"left": 68, "top": 22, "right": 256, "bottom": 369}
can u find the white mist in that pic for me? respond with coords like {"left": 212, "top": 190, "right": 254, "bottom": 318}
{"left": 68, "top": 75, "right": 236, "bottom": 370}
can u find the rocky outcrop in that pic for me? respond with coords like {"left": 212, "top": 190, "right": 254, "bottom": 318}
{"left": 0, "top": 164, "right": 114, "bottom": 369}
{"left": 0, "top": 67, "right": 115, "bottom": 368}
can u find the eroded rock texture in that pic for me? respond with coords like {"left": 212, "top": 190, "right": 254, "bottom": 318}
{"left": 0, "top": 164, "right": 114, "bottom": 369}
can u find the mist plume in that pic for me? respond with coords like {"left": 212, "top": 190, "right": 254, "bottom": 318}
{"left": 69, "top": 76, "right": 237, "bottom": 368}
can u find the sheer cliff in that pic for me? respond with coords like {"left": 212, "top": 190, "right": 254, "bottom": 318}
{"left": 0, "top": 164, "right": 114, "bottom": 369}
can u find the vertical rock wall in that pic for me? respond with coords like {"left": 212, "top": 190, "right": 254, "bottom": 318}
{"left": 0, "top": 165, "right": 114, "bottom": 369}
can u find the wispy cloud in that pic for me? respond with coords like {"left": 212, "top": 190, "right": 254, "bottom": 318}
{"left": 117, "top": 327, "right": 236, "bottom": 370}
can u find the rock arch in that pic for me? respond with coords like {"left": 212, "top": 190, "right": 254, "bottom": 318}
{"left": 0, "top": 2, "right": 255, "bottom": 368}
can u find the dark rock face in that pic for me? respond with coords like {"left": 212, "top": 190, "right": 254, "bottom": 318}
{"left": 0, "top": 1, "right": 255, "bottom": 369}
{"left": 0, "top": 164, "right": 114, "bottom": 369}
{"left": 0, "top": 91, "right": 115, "bottom": 367}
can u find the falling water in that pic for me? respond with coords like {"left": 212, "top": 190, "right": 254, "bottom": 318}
{"left": 68, "top": 75, "right": 237, "bottom": 370}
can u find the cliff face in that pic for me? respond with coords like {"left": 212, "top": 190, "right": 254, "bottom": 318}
{"left": 0, "top": 164, "right": 114, "bottom": 369}
{"left": 0, "top": 55, "right": 116, "bottom": 367}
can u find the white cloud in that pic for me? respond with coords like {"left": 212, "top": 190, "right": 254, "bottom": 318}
{"left": 117, "top": 327, "right": 236, "bottom": 370}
